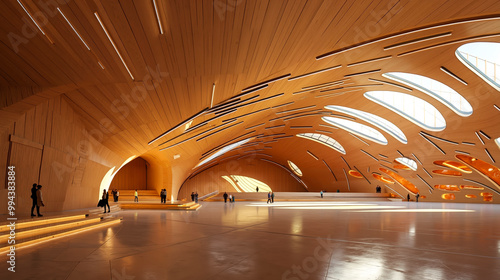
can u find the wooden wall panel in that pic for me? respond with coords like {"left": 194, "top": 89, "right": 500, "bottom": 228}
{"left": 178, "top": 158, "right": 307, "bottom": 200}
{"left": 110, "top": 157, "right": 148, "bottom": 190}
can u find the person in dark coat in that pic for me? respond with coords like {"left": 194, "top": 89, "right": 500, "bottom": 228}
{"left": 416, "top": 193, "right": 420, "bottom": 202}
{"left": 271, "top": 192, "right": 275, "bottom": 203}
{"left": 36, "top": 185, "right": 44, "bottom": 217}
{"left": 30, "top": 183, "right": 38, "bottom": 217}
{"left": 102, "top": 190, "right": 110, "bottom": 213}
{"left": 407, "top": 194, "right": 410, "bottom": 202}
{"left": 223, "top": 192, "right": 228, "bottom": 203}
{"left": 194, "top": 192, "right": 199, "bottom": 203}
{"left": 267, "top": 192, "right": 272, "bottom": 204}
{"left": 191, "top": 192, "right": 195, "bottom": 201}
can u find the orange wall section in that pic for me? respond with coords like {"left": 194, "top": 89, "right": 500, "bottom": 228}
{"left": 178, "top": 159, "right": 307, "bottom": 200}
{"left": 110, "top": 157, "right": 148, "bottom": 190}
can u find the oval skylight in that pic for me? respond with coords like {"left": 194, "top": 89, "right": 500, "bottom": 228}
{"left": 364, "top": 91, "right": 446, "bottom": 131}
{"left": 456, "top": 42, "right": 500, "bottom": 91}
{"left": 296, "top": 133, "right": 346, "bottom": 154}
{"left": 322, "top": 117, "right": 388, "bottom": 145}
{"left": 222, "top": 175, "right": 272, "bottom": 192}
{"left": 195, "top": 137, "right": 253, "bottom": 168}
{"left": 288, "top": 160, "right": 303, "bottom": 176}
{"left": 325, "top": 105, "right": 407, "bottom": 144}
{"left": 383, "top": 72, "right": 473, "bottom": 117}
{"left": 395, "top": 157, "right": 418, "bottom": 171}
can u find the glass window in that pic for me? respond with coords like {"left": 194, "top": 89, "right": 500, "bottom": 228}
{"left": 395, "top": 157, "right": 418, "bottom": 171}
{"left": 195, "top": 137, "right": 253, "bottom": 168}
{"left": 383, "top": 72, "right": 473, "bottom": 117}
{"left": 325, "top": 105, "right": 407, "bottom": 144}
{"left": 322, "top": 117, "right": 388, "bottom": 145}
{"left": 364, "top": 91, "right": 446, "bottom": 131}
{"left": 288, "top": 160, "right": 303, "bottom": 176}
{"left": 456, "top": 42, "right": 500, "bottom": 91}
{"left": 296, "top": 133, "right": 346, "bottom": 154}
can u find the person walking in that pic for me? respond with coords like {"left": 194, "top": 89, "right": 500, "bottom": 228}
{"left": 223, "top": 192, "right": 228, "bottom": 203}
{"left": 160, "top": 189, "right": 165, "bottom": 203}
{"left": 228, "top": 194, "right": 232, "bottom": 203}
{"left": 256, "top": 186, "right": 259, "bottom": 192}
{"left": 320, "top": 190, "right": 323, "bottom": 198}
{"left": 407, "top": 193, "right": 410, "bottom": 202}
{"left": 30, "top": 183, "right": 38, "bottom": 217}
{"left": 116, "top": 190, "right": 120, "bottom": 202}
{"left": 416, "top": 193, "right": 420, "bottom": 202}
{"left": 102, "top": 190, "right": 110, "bottom": 213}
{"left": 191, "top": 192, "right": 195, "bottom": 201}
{"left": 271, "top": 192, "right": 275, "bottom": 203}
{"left": 267, "top": 192, "right": 272, "bottom": 204}
{"left": 195, "top": 192, "right": 199, "bottom": 203}
{"left": 36, "top": 185, "right": 44, "bottom": 217}
{"left": 134, "top": 189, "right": 139, "bottom": 202}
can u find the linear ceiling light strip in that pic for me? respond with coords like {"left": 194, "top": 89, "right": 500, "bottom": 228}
{"left": 440, "top": 66, "right": 468, "bottom": 85}
{"left": 322, "top": 160, "right": 337, "bottom": 181}
{"left": 17, "top": 0, "right": 54, "bottom": 44}
{"left": 196, "top": 121, "right": 244, "bottom": 141}
{"left": 475, "top": 131, "right": 485, "bottom": 145}
{"left": 416, "top": 174, "right": 433, "bottom": 193}
{"left": 419, "top": 133, "right": 446, "bottom": 154}
{"left": 288, "top": 65, "right": 341, "bottom": 81}
{"left": 420, "top": 131, "right": 458, "bottom": 145}
{"left": 94, "top": 12, "right": 134, "bottom": 80}
{"left": 368, "top": 78, "right": 413, "bottom": 91}
{"left": 307, "top": 150, "right": 319, "bottom": 160}
{"left": 360, "top": 149, "right": 379, "bottom": 162}
{"left": 149, "top": 107, "right": 208, "bottom": 145}
{"left": 411, "top": 153, "right": 422, "bottom": 165}
{"left": 340, "top": 156, "right": 351, "bottom": 169}
{"left": 347, "top": 56, "right": 392, "bottom": 67}
{"left": 422, "top": 167, "right": 433, "bottom": 178}
{"left": 343, "top": 168, "right": 350, "bottom": 191}
{"left": 152, "top": 0, "right": 164, "bottom": 34}
{"left": 241, "top": 74, "right": 291, "bottom": 92}
{"left": 354, "top": 166, "right": 371, "bottom": 184}
{"left": 384, "top": 32, "right": 452, "bottom": 50}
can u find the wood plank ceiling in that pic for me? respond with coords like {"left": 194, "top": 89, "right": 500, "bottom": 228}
{"left": 1, "top": 0, "right": 500, "bottom": 201}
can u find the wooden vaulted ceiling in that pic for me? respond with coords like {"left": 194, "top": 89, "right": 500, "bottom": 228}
{"left": 1, "top": 0, "right": 500, "bottom": 199}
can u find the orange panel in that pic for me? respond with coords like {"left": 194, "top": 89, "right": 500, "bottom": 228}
{"left": 480, "top": 192, "right": 493, "bottom": 202}
{"left": 393, "top": 163, "right": 411, "bottom": 170}
{"left": 434, "top": 185, "right": 461, "bottom": 191}
{"left": 372, "top": 173, "right": 395, "bottom": 184}
{"left": 465, "top": 194, "right": 477, "bottom": 199}
{"left": 348, "top": 170, "right": 363, "bottom": 178}
{"left": 432, "top": 169, "right": 462, "bottom": 177}
{"left": 379, "top": 167, "right": 419, "bottom": 194}
{"left": 460, "top": 185, "right": 484, "bottom": 190}
{"left": 441, "top": 193, "right": 456, "bottom": 200}
{"left": 433, "top": 160, "right": 472, "bottom": 173}
{"left": 455, "top": 154, "right": 500, "bottom": 190}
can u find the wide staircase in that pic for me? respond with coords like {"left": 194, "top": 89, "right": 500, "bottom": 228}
{"left": 205, "top": 192, "right": 394, "bottom": 202}
{"left": 116, "top": 189, "right": 160, "bottom": 202}
{"left": 0, "top": 206, "right": 122, "bottom": 254}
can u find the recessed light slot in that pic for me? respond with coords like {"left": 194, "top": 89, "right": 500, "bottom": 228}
{"left": 344, "top": 69, "right": 381, "bottom": 78}
{"left": 440, "top": 66, "right": 468, "bottom": 85}
{"left": 196, "top": 121, "right": 243, "bottom": 141}
{"left": 307, "top": 150, "right": 319, "bottom": 160}
{"left": 290, "top": 126, "right": 313, "bottom": 129}
{"left": 384, "top": 32, "right": 452, "bottom": 50}
{"left": 485, "top": 148, "right": 495, "bottom": 163}
{"left": 322, "top": 160, "right": 337, "bottom": 181}
{"left": 288, "top": 65, "right": 341, "bottom": 81}
{"left": 368, "top": 78, "right": 413, "bottom": 91}
{"left": 272, "top": 101, "right": 295, "bottom": 109}
{"left": 265, "top": 125, "right": 286, "bottom": 130}
{"left": 380, "top": 164, "right": 399, "bottom": 174}
{"left": 350, "top": 133, "right": 370, "bottom": 146}
{"left": 479, "top": 130, "right": 491, "bottom": 140}
{"left": 343, "top": 168, "right": 350, "bottom": 191}
{"left": 411, "top": 153, "right": 422, "bottom": 165}
{"left": 17, "top": 0, "right": 54, "bottom": 44}
{"left": 245, "top": 123, "right": 266, "bottom": 130}
{"left": 152, "top": 0, "right": 164, "bottom": 34}
{"left": 276, "top": 105, "right": 317, "bottom": 114}
{"left": 315, "top": 130, "right": 332, "bottom": 134}
{"left": 475, "top": 131, "right": 485, "bottom": 145}
{"left": 340, "top": 156, "right": 351, "bottom": 169}
{"left": 420, "top": 133, "right": 446, "bottom": 154}
{"left": 462, "top": 142, "right": 475, "bottom": 146}
{"left": 422, "top": 167, "right": 433, "bottom": 178}
{"left": 149, "top": 107, "right": 207, "bottom": 145}
{"left": 241, "top": 74, "right": 291, "bottom": 92}
{"left": 416, "top": 174, "right": 433, "bottom": 193}
{"left": 354, "top": 166, "right": 371, "bottom": 184}
{"left": 283, "top": 112, "right": 330, "bottom": 121}
{"left": 360, "top": 149, "right": 379, "bottom": 162}
{"left": 420, "top": 131, "right": 459, "bottom": 145}
{"left": 94, "top": 12, "right": 134, "bottom": 80}
{"left": 273, "top": 135, "right": 293, "bottom": 140}
{"left": 455, "top": 150, "right": 470, "bottom": 155}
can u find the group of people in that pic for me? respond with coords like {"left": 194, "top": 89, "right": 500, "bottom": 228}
{"left": 222, "top": 192, "right": 235, "bottom": 203}
{"left": 160, "top": 189, "right": 168, "bottom": 203}
{"left": 191, "top": 192, "right": 199, "bottom": 203}
{"left": 110, "top": 189, "right": 120, "bottom": 202}
{"left": 267, "top": 191, "right": 275, "bottom": 203}
{"left": 375, "top": 185, "right": 382, "bottom": 193}
{"left": 30, "top": 183, "right": 45, "bottom": 217}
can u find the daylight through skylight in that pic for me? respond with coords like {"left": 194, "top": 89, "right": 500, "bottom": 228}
{"left": 322, "top": 117, "right": 388, "bottom": 145}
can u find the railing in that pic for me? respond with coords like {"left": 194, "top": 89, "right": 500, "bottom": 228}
{"left": 458, "top": 51, "right": 499, "bottom": 85}
{"left": 199, "top": 190, "right": 219, "bottom": 201}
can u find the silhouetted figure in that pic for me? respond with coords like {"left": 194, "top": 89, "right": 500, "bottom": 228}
{"left": 256, "top": 186, "right": 259, "bottom": 192}
{"left": 223, "top": 192, "right": 228, "bottom": 203}
{"left": 416, "top": 193, "right": 420, "bottom": 202}
{"left": 191, "top": 192, "right": 195, "bottom": 201}
{"left": 102, "top": 190, "right": 110, "bottom": 213}
{"left": 36, "top": 185, "right": 44, "bottom": 217}
{"left": 195, "top": 192, "right": 199, "bottom": 203}
{"left": 271, "top": 192, "right": 275, "bottom": 203}
{"left": 337, "top": 189, "right": 340, "bottom": 193}
{"left": 407, "top": 194, "right": 410, "bottom": 202}
{"left": 30, "top": 183, "right": 38, "bottom": 217}
{"left": 267, "top": 192, "right": 272, "bottom": 204}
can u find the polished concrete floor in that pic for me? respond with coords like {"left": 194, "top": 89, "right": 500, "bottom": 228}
{"left": 1, "top": 201, "right": 499, "bottom": 279}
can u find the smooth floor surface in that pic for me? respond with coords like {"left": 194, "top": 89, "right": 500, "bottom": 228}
{"left": 1, "top": 201, "right": 499, "bottom": 280}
